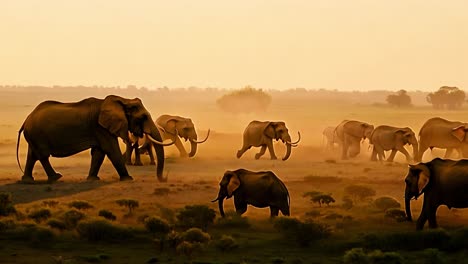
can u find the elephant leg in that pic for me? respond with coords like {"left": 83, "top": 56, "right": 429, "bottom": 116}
{"left": 236, "top": 144, "right": 250, "bottom": 159}
{"left": 125, "top": 141, "right": 134, "bottom": 165}
{"left": 280, "top": 205, "right": 290, "bottom": 216}
{"left": 147, "top": 145, "right": 156, "bottom": 165}
{"left": 255, "top": 145, "right": 267, "bottom": 160}
{"left": 39, "top": 157, "right": 62, "bottom": 182}
{"left": 133, "top": 142, "right": 143, "bottom": 166}
{"left": 269, "top": 207, "right": 279, "bottom": 218}
{"left": 104, "top": 140, "right": 133, "bottom": 181}
{"left": 370, "top": 147, "right": 378, "bottom": 161}
{"left": 341, "top": 143, "right": 348, "bottom": 160}
{"left": 427, "top": 205, "right": 439, "bottom": 229}
{"left": 87, "top": 147, "right": 105, "bottom": 181}
{"left": 418, "top": 143, "right": 429, "bottom": 162}
{"left": 416, "top": 202, "right": 430, "bottom": 230}
{"left": 266, "top": 141, "right": 277, "bottom": 160}
{"left": 234, "top": 197, "right": 248, "bottom": 216}
{"left": 386, "top": 149, "right": 397, "bottom": 162}
{"left": 173, "top": 136, "right": 188, "bottom": 158}
{"left": 22, "top": 146, "right": 37, "bottom": 182}
{"left": 398, "top": 147, "right": 411, "bottom": 162}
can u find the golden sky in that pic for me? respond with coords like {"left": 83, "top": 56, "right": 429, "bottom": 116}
{"left": 1, "top": 1, "right": 467, "bottom": 91}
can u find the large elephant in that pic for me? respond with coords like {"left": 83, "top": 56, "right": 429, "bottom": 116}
{"left": 156, "top": 115, "right": 210, "bottom": 158}
{"left": 16, "top": 95, "right": 174, "bottom": 182}
{"left": 211, "top": 169, "right": 290, "bottom": 218}
{"left": 335, "top": 120, "right": 374, "bottom": 159}
{"left": 236, "top": 121, "right": 301, "bottom": 161}
{"left": 370, "top": 125, "right": 418, "bottom": 162}
{"left": 405, "top": 158, "right": 468, "bottom": 230}
{"left": 417, "top": 117, "right": 468, "bottom": 161}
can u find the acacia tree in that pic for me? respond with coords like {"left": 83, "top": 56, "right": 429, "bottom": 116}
{"left": 427, "top": 86, "right": 465, "bottom": 109}
{"left": 386, "top": 90, "right": 412, "bottom": 107}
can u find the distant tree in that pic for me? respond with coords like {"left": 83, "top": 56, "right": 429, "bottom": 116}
{"left": 344, "top": 185, "right": 376, "bottom": 204}
{"left": 216, "top": 86, "right": 272, "bottom": 113}
{"left": 386, "top": 90, "right": 412, "bottom": 107}
{"left": 427, "top": 86, "right": 465, "bottom": 109}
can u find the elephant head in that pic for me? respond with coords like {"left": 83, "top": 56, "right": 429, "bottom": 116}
{"left": 397, "top": 128, "right": 419, "bottom": 162}
{"left": 264, "top": 122, "right": 301, "bottom": 160}
{"left": 451, "top": 124, "right": 468, "bottom": 157}
{"left": 404, "top": 164, "right": 431, "bottom": 221}
{"left": 158, "top": 115, "right": 210, "bottom": 157}
{"left": 211, "top": 170, "right": 241, "bottom": 217}
{"left": 98, "top": 95, "right": 173, "bottom": 181}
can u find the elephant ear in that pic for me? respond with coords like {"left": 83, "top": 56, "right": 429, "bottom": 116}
{"left": 98, "top": 95, "right": 129, "bottom": 140}
{"left": 164, "top": 117, "right": 186, "bottom": 135}
{"left": 263, "top": 122, "right": 278, "bottom": 139}
{"left": 410, "top": 164, "right": 430, "bottom": 194}
{"left": 451, "top": 125, "right": 468, "bottom": 142}
{"left": 227, "top": 173, "right": 241, "bottom": 196}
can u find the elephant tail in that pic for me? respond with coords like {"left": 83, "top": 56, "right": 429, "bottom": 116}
{"left": 17, "top": 123, "right": 24, "bottom": 173}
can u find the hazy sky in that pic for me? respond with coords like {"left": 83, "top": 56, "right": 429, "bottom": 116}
{"left": 1, "top": 1, "right": 467, "bottom": 91}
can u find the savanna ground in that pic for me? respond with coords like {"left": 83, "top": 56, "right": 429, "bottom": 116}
{"left": 1, "top": 88, "right": 468, "bottom": 263}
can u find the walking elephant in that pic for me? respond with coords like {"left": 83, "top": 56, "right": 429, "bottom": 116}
{"left": 236, "top": 121, "right": 301, "bottom": 161}
{"left": 335, "top": 120, "right": 374, "bottom": 159}
{"left": 211, "top": 169, "right": 290, "bottom": 218}
{"left": 405, "top": 158, "right": 468, "bottom": 230}
{"left": 323, "top": 126, "right": 338, "bottom": 150}
{"left": 370, "top": 126, "right": 418, "bottom": 162}
{"left": 417, "top": 117, "right": 468, "bottom": 161}
{"left": 17, "top": 95, "right": 174, "bottom": 182}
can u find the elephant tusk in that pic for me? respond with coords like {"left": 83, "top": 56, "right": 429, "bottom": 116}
{"left": 189, "top": 129, "right": 211, "bottom": 144}
{"left": 285, "top": 131, "right": 301, "bottom": 145}
{"left": 147, "top": 130, "right": 178, "bottom": 146}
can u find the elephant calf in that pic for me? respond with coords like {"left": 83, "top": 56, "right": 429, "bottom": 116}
{"left": 405, "top": 158, "right": 468, "bottom": 230}
{"left": 370, "top": 125, "right": 418, "bottom": 162}
{"left": 335, "top": 120, "right": 374, "bottom": 160}
{"left": 212, "top": 169, "right": 290, "bottom": 218}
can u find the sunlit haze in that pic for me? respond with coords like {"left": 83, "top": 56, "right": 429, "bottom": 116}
{"left": 1, "top": 1, "right": 467, "bottom": 90}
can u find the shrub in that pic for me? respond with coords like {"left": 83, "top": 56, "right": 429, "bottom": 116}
{"left": 42, "top": 200, "right": 59, "bottom": 208}
{"left": 76, "top": 219, "right": 133, "bottom": 242}
{"left": 0, "top": 219, "right": 16, "bottom": 232}
{"left": 311, "top": 194, "right": 335, "bottom": 207}
{"left": 273, "top": 217, "right": 331, "bottom": 247}
{"left": 373, "top": 197, "right": 400, "bottom": 212}
{"left": 421, "top": 248, "right": 446, "bottom": 264}
{"left": 176, "top": 205, "right": 216, "bottom": 231}
{"left": 4, "top": 224, "right": 55, "bottom": 246}
{"left": 153, "top": 188, "right": 170, "bottom": 196}
{"left": 214, "top": 211, "right": 250, "bottom": 228}
{"left": 62, "top": 209, "right": 86, "bottom": 228}
{"left": 98, "top": 210, "right": 117, "bottom": 221}
{"left": 0, "top": 193, "right": 16, "bottom": 216}
{"left": 180, "top": 228, "right": 211, "bottom": 244}
{"left": 324, "top": 213, "right": 343, "bottom": 220}
{"left": 145, "top": 216, "right": 171, "bottom": 238}
{"left": 362, "top": 229, "right": 450, "bottom": 251}
{"left": 384, "top": 209, "right": 407, "bottom": 222}
{"left": 343, "top": 248, "right": 369, "bottom": 264}
{"left": 46, "top": 218, "right": 67, "bottom": 231}
{"left": 28, "top": 208, "right": 52, "bottom": 223}
{"left": 167, "top": 231, "right": 182, "bottom": 249}
{"left": 215, "top": 235, "right": 238, "bottom": 252}
{"left": 449, "top": 227, "right": 468, "bottom": 251}
{"left": 176, "top": 241, "right": 201, "bottom": 260}
{"left": 344, "top": 185, "right": 376, "bottom": 203}
{"left": 343, "top": 248, "right": 403, "bottom": 264}
{"left": 68, "top": 200, "right": 94, "bottom": 210}
{"left": 216, "top": 86, "right": 272, "bottom": 113}
{"left": 159, "top": 206, "right": 176, "bottom": 223}
{"left": 116, "top": 199, "right": 139, "bottom": 216}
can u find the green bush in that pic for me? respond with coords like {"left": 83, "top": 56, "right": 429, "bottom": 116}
{"left": 68, "top": 200, "right": 94, "bottom": 210}
{"left": 180, "top": 228, "right": 211, "bottom": 243}
{"left": 273, "top": 217, "right": 331, "bottom": 247}
{"left": 216, "top": 86, "right": 272, "bottom": 113}
{"left": 214, "top": 211, "right": 250, "bottom": 228}
{"left": 373, "top": 197, "right": 400, "bottom": 212}
{"left": 62, "top": 209, "right": 86, "bottom": 228}
{"left": 384, "top": 209, "right": 407, "bottom": 222}
{"left": 46, "top": 218, "right": 67, "bottom": 231}
{"left": 76, "top": 219, "right": 133, "bottom": 242}
{"left": 343, "top": 248, "right": 369, "bottom": 264}
{"left": 343, "top": 248, "right": 403, "bottom": 264}
{"left": 448, "top": 227, "right": 468, "bottom": 251}
{"left": 176, "top": 205, "right": 216, "bottom": 231}
{"left": 4, "top": 223, "right": 55, "bottom": 246}
{"left": 420, "top": 248, "right": 446, "bottom": 264}
{"left": 116, "top": 199, "right": 139, "bottom": 216}
{"left": 98, "top": 210, "right": 117, "bottom": 221}
{"left": 362, "top": 229, "right": 450, "bottom": 251}
{"left": 28, "top": 208, "right": 51, "bottom": 223}
{"left": 144, "top": 216, "right": 171, "bottom": 238}
{"left": 215, "top": 235, "right": 238, "bottom": 252}
{"left": 0, "top": 193, "right": 16, "bottom": 216}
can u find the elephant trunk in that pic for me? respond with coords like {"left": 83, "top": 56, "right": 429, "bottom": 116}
{"left": 149, "top": 126, "right": 166, "bottom": 182}
{"left": 188, "top": 141, "right": 197, "bottom": 157}
{"left": 282, "top": 143, "right": 292, "bottom": 161}
{"left": 218, "top": 198, "right": 225, "bottom": 217}
{"left": 412, "top": 143, "right": 419, "bottom": 162}
{"left": 405, "top": 186, "right": 413, "bottom": 221}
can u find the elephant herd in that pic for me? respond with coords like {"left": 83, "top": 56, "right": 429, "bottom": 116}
{"left": 14, "top": 95, "right": 468, "bottom": 229}
{"left": 323, "top": 117, "right": 468, "bottom": 163}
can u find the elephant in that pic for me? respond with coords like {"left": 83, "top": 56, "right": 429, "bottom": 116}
{"left": 417, "top": 117, "right": 468, "bottom": 162}
{"left": 16, "top": 95, "right": 175, "bottom": 183}
{"left": 405, "top": 158, "right": 468, "bottom": 230}
{"left": 370, "top": 125, "right": 418, "bottom": 162}
{"left": 236, "top": 121, "right": 301, "bottom": 161}
{"left": 124, "top": 115, "right": 210, "bottom": 164}
{"left": 211, "top": 169, "right": 290, "bottom": 218}
{"left": 322, "top": 126, "right": 338, "bottom": 150}
{"left": 335, "top": 120, "right": 374, "bottom": 159}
